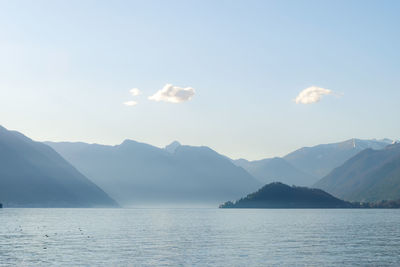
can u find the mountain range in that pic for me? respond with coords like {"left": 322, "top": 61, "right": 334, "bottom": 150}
{"left": 284, "top": 138, "right": 392, "bottom": 178}
{"left": 0, "top": 126, "right": 117, "bottom": 207}
{"left": 314, "top": 143, "right": 400, "bottom": 202}
{"left": 233, "top": 138, "right": 392, "bottom": 186}
{"left": 47, "top": 137, "right": 400, "bottom": 205}
{"left": 1, "top": 124, "right": 398, "bottom": 207}
{"left": 46, "top": 140, "right": 261, "bottom": 206}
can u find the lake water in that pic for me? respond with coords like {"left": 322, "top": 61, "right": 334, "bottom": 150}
{"left": 0, "top": 208, "right": 399, "bottom": 266}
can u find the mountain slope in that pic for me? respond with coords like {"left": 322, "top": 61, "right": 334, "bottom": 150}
{"left": 46, "top": 140, "right": 262, "bottom": 206}
{"left": 220, "top": 182, "right": 353, "bottom": 208}
{"left": 284, "top": 138, "right": 392, "bottom": 178}
{"left": 234, "top": 157, "right": 316, "bottom": 186}
{"left": 314, "top": 143, "right": 400, "bottom": 202}
{"left": 0, "top": 126, "right": 118, "bottom": 207}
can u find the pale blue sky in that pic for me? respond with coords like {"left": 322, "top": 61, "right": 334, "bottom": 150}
{"left": 0, "top": 0, "right": 399, "bottom": 159}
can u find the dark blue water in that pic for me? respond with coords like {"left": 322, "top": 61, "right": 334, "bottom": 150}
{"left": 1, "top": 208, "right": 399, "bottom": 266}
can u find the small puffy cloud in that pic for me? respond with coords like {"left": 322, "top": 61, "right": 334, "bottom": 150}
{"left": 148, "top": 84, "right": 195, "bottom": 103}
{"left": 295, "top": 86, "right": 333, "bottom": 104}
{"left": 129, "top": 88, "right": 141, "bottom": 96}
{"left": 123, "top": 100, "right": 137, "bottom": 106}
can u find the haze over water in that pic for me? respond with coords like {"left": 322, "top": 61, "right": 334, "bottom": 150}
{"left": 1, "top": 1, "right": 400, "bottom": 266}
{"left": 1, "top": 208, "right": 400, "bottom": 266}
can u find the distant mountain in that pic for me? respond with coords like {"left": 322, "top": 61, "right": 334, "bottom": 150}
{"left": 233, "top": 157, "right": 316, "bottom": 186}
{"left": 0, "top": 126, "right": 118, "bottom": 207}
{"left": 219, "top": 182, "right": 354, "bottom": 208}
{"left": 314, "top": 143, "right": 400, "bottom": 202}
{"left": 284, "top": 138, "right": 392, "bottom": 179}
{"left": 46, "top": 140, "right": 262, "bottom": 206}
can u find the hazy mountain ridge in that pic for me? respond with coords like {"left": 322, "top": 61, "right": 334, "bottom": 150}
{"left": 314, "top": 143, "right": 400, "bottom": 202}
{"left": 47, "top": 140, "right": 262, "bottom": 206}
{"left": 283, "top": 138, "right": 392, "bottom": 178}
{"left": 233, "top": 157, "right": 316, "bottom": 186}
{"left": 0, "top": 126, "right": 118, "bottom": 207}
{"left": 0, "top": 124, "right": 393, "bottom": 207}
{"left": 47, "top": 137, "right": 396, "bottom": 206}
{"left": 233, "top": 138, "right": 392, "bottom": 187}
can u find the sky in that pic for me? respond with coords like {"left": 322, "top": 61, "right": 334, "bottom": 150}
{"left": 0, "top": 0, "right": 399, "bottom": 160}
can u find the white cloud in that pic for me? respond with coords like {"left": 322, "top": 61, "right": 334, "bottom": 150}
{"left": 295, "top": 86, "right": 333, "bottom": 104}
{"left": 148, "top": 84, "right": 195, "bottom": 103}
{"left": 129, "top": 88, "right": 141, "bottom": 96}
{"left": 123, "top": 100, "right": 138, "bottom": 106}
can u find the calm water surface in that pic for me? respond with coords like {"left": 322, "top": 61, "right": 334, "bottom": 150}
{"left": 0, "top": 208, "right": 399, "bottom": 266}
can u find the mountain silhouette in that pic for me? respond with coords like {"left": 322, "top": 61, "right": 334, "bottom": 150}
{"left": 47, "top": 140, "right": 261, "bottom": 206}
{"left": 284, "top": 138, "right": 391, "bottom": 179}
{"left": 314, "top": 143, "right": 400, "bottom": 202}
{"left": 0, "top": 126, "right": 118, "bottom": 207}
